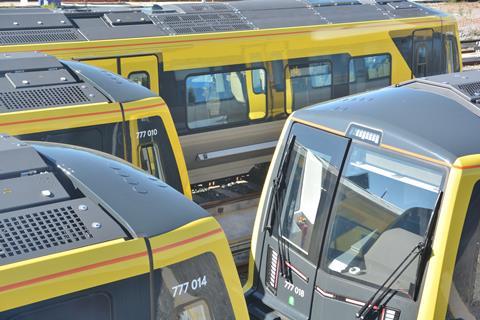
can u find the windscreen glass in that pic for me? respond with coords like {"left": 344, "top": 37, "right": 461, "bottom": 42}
{"left": 323, "top": 144, "right": 444, "bottom": 293}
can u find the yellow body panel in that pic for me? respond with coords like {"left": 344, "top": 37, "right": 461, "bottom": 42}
{"left": 0, "top": 102, "right": 122, "bottom": 136}
{"left": 418, "top": 155, "right": 480, "bottom": 319}
{"left": 81, "top": 58, "right": 118, "bottom": 73}
{"left": 149, "top": 217, "right": 249, "bottom": 319}
{"left": 0, "top": 238, "right": 148, "bottom": 311}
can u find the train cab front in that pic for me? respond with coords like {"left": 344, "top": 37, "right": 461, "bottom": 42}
{"left": 0, "top": 135, "right": 247, "bottom": 319}
{"left": 245, "top": 70, "right": 480, "bottom": 320}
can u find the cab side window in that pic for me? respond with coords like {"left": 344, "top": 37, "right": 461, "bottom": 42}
{"left": 447, "top": 181, "right": 480, "bottom": 319}
{"left": 154, "top": 252, "right": 235, "bottom": 319}
{"left": 349, "top": 54, "right": 391, "bottom": 94}
{"left": 7, "top": 294, "right": 112, "bottom": 320}
{"left": 136, "top": 116, "right": 182, "bottom": 193}
{"left": 17, "top": 122, "right": 126, "bottom": 160}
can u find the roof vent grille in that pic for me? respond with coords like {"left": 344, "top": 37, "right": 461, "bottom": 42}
{"left": 0, "top": 206, "right": 92, "bottom": 260}
{"left": 458, "top": 82, "right": 480, "bottom": 98}
{"left": 188, "top": 3, "right": 230, "bottom": 12}
{"left": 153, "top": 12, "right": 254, "bottom": 35}
{"left": 0, "top": 85, "right": 92, "bottom": 110}
{"left": 0, "top": 29, "right": 85, "bottom": 45}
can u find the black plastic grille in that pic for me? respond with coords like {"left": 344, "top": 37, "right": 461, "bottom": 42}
{"left": 458, "top": 82, "right": 480, "bottom": 97}
{"left": 0, "top": 206, "right": 92, "bottom": 259}
{"left": 0, "top": 85, "right": 91, "bottom": 110}
{"left": 0, "top": 28, "right": 85, "bottom": 45}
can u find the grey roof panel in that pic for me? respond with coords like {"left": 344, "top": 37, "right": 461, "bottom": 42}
{"left": 0, "top": 52, "right": 63, "bottom": 73}
{"left": 0, "top": 172, "right": 69, "bottom": 213}
{"left": 33, "top": 142, "right": 209, "bottom": 237}
{"left": 0, "top": 13, "right": 73, "bottom": 31}
{"left": 0, "top": 0, "right": 443, "bottom": 43}
{"left": 294, "top": 70, "right": 480, "bottom": 163}
{"left": 0, "top": 134, "right": 48, "bottom": 179}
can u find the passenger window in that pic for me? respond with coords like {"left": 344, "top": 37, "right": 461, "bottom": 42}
{"left": 9, "top": 293, "right": 112, "bottom": 320}
{"left": 139, "top": 143, "right": 165, "bottom": 181}
{"left": 135, "top": 117, "right": 182, "bottom": 193}
{"left": 323, "top": 144, "right": 444, "bottom": 292}
{"left": 286, "top": 61, "right": 332, "bottom": 113}
{"left": 186, "top": 69, "right": 264, "bottom": 129}
{"left": 446, "top": 181, "right": 480, "bottom": 319}
{"left": 154, "top": 252, "right": 235, "bottom": 319}
{"left": 128, "top": 71, "right": 151, "bottom": 89}
{"left": 274, "top": 123, "right": 347, "bottom": 258}
{"left": 349, "top": 54, "right": 391, "bottom": 94}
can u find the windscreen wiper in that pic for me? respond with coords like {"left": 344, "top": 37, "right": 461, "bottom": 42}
{"left": 264, "top": 136, "right": 296, "bottom": 234}
{"left": 355, "top": 242, "right": 424, "bottom": 319}
{"left": 356, "top": 192, "right": 443, "bottom": 319}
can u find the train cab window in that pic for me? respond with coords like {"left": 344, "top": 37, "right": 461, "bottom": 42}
{"left": 286, "top": 62, "right": 332, "bottom": 113}
{"left": 274, "top": 124, "right": 347, "bottom": 257}
{"left": 447, "top": 181, "right": 480, "bottom": 319}
{"left": 323, "top": 144, "right": 444, "bottom": 291}
{"left": 349, "top": 54, "right": 391, "bottom": 94}
{"left": 9, "top": 293, "right": 112, "bottom": 320}
{"left": 17, "top": 122, "right": 126, "bottom": 160}
{"left": 186, "top": 70, "right": 258, "bottom": 129}
{"left": 139, "top": 143, "right": 165, "bottom": 181}
{"left": 154, "top": 252, "right": 235, "bottom": 319}
{"left": 128, "top": 71, "right": 151, "bottom": 89}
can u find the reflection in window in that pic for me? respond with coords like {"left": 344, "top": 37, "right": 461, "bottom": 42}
{"left": 324, "top": 144, "right": 444, "bottom": 292}
{"left": 416, "top": 44, "right": 428, "bottom": 77}
{"left": 252, "top": 69, "right": 266, "bottom": 94}
{"left": 349, "top": 54, "right": 391, "bottom": 94}
{"left": 186, "top": 70, "right": 263, "bottom": 129}
{"left": 280, "top": 142, "right": 334, "bottom": 254}
{"left": 129, "top": 71, "right": 151, "bottom": 89}
{"left": 139, "top": 143, "right": 165, "bottom": 181}
{"left": 177, "top": 300, "right": 212, "bottom": 320}
{"left": 155, "top": 253, "right": 235, "bottom": 320}
{"left": 289, "top": 62, "right": 332, "bottom": 111}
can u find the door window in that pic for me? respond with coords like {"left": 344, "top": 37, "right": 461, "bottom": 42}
{"left": 446, "top": 181, "right": 480, "bottom": 319}
{"left": 139, "top": 143, "right": 165, "bottom": 181}
{"left": 322, "top": 144, "right": 444, "bottom": 292}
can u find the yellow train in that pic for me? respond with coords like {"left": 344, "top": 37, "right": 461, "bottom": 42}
{"left": 245, "top": 71, "right": 480, "bottom": 319}
{"left": 0, "top": 51, "right": 191, "bottom": 199}
{"left": 0, "top": 0, "right": 461, "bottom": 203}
{"left": 0, "top": 134, "right": 248, "bottom": 319}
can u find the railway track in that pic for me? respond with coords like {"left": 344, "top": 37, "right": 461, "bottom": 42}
{"left": 462, "top": 39, "right": 480, "bottom": 68}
